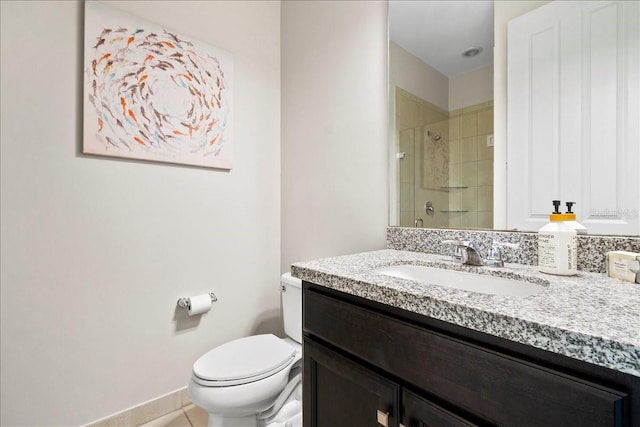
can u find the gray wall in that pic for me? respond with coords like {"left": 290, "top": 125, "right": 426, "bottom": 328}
{"left": 281, "top": 0, "right": 389, "bottom": 273}
{"left": 1, "top": 1, "right": 281, "bottom": 425}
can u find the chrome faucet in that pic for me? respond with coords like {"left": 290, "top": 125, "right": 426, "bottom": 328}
{"left": 442, "top": 240, "right": 518, "bottom": 267}
{"left": 458, "top": 241, "right": 484, "bottom": 266}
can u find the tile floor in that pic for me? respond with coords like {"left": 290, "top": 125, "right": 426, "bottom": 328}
{"left": 139, "top": 404, "right": 207, "bottom": 427}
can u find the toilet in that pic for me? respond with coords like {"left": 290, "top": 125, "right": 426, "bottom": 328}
{"left": 188, "top": 273, "right": 302, "bottom": 427}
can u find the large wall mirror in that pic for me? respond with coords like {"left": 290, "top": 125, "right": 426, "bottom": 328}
{"left": 389, "top": 0, "right": 639, "bottom": 236}
{"left": 389, "top": 0, "right": 496, "bottom": 230}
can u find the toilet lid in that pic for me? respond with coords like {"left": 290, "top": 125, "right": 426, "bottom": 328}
{"left": 193, "top": 334, "right": 296, "bottom": 383}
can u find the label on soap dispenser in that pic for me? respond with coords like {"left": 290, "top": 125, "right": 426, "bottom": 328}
{"left": 538, "top": 225, "right": 577, "bottom": 275}
{"left": 538, "top": 234, "right": 558, "bottom": 267}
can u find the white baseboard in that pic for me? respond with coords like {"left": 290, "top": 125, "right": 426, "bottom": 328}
{"left": 84, "top": 387, "right": 191, "bottom": 427}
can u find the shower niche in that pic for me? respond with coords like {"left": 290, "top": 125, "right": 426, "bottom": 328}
{"left": 394, "top": 87, "right": 494, "bottom": 229}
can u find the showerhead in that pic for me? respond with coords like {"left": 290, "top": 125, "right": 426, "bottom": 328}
{"left": 427, "top": 130, "right": 442, "bottom": 142}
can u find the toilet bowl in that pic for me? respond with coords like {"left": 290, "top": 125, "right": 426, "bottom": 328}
{"left": 188, "top": 273, "right": 302, "bottom": 427}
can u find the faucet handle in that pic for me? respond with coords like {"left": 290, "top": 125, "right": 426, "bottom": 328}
{"left": 485, "top": 241, "right": 519, "bottom": 267}
{"left": 441, "top": 239, "right": 463, "bottom": 262}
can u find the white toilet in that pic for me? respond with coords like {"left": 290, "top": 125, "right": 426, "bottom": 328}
{"left": 188, "top": 273, "right": 303, "bottom": 427}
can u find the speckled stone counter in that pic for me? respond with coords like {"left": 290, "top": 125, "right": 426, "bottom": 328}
{"left": 291, "top": 249, "right": 640, "bottom": 377}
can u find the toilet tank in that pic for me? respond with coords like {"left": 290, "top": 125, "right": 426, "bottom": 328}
{"left": 281, "top": 273, "right": 302, "bottom": 343}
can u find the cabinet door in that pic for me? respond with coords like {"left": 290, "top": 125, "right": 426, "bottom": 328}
{"left": 402, "top": 390, "right": 477, "bottom": 427}
{"left": 303, "top": 337, "right": 400, "bottom": 427}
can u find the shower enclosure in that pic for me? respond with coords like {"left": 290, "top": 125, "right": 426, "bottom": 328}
{"left": 394, "top": 87, "right": 494, "bottom": 229}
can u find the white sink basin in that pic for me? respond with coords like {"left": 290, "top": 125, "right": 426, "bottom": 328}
{"left": 372, "top": 264, "right": 545, "bottom": 297}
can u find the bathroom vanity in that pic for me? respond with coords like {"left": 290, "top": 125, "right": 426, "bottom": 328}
{"left": 292, "top": 249, "right": 640, "bottom": 427}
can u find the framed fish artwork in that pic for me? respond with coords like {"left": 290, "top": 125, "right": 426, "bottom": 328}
{"left": 83, "top": 2, "right": 234, "bottom": 169}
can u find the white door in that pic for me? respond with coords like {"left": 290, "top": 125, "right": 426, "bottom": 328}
{"left": 507, "top": 0, "right": 639, "bottom": 235}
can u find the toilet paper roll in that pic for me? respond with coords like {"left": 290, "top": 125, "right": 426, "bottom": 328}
{"left": 187, "top": 294, "right": 212, "bottom": 316}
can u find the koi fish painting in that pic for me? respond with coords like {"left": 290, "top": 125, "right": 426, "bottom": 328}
{"left": 83, "top": 2, "right": 234, "bottom": 169}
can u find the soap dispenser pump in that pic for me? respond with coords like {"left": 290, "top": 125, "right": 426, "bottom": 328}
{"left": 538, "top": 200, "right": 578, "bottom": 276}
{"left": 564, "top": 202, "right": 587, "bottom": 235}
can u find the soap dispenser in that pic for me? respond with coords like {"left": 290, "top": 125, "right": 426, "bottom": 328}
{"left": 564, "top": 202, "right": 587, "bottom": 235}
{"left": 538, "top": 200, "right": 578, "bottom": 276}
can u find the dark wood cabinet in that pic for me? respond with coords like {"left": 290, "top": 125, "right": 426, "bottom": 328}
{"left": 303, "top": 338, "right": 399, "bottom": 427}
{"left": 402, "top": 389, "right": 477, "bottom": 427}
{"left": 303, "top": 282, "right": 640, "bottom": 427}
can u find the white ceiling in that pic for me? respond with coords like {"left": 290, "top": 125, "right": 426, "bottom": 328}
{"left": 389, "top": 0, "right": 494, "bottom": 78}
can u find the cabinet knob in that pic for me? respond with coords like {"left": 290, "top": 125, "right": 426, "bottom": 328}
{"left": 376, "top": 410, "right": 389, "bottom": 426}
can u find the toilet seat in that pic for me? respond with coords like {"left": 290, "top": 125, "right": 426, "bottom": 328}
{"left": 193, "top": 334, "right": 296, "bottom": 387}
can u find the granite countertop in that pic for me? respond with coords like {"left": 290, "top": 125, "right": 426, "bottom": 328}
{"left": 291, "top": 249, "right": 640, "bottom": 377}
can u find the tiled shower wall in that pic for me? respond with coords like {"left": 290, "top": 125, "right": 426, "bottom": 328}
{"left": 448, "top": 102, "right": 494, "bottom": 229}
{"left": 395, "top": 88, "right": 494, "bottom": 229}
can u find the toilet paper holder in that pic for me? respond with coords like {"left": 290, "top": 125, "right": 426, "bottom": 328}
{"left": 177, "top": 292, "right": 218, "bottom": 310}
